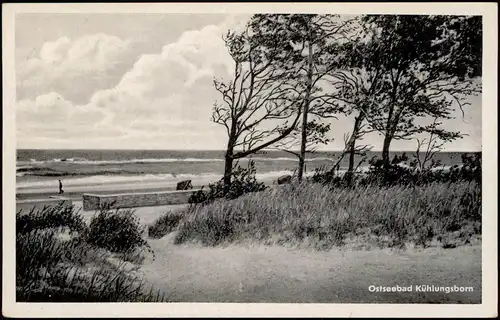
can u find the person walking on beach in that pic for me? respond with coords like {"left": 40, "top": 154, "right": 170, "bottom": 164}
{"left": 58, "top": 179, "right": 64, "bottom": 194}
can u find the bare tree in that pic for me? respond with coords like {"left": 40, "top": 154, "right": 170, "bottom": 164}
{"left": 212, "top": 25, "right": 303, "bottom": 191}
{"left": 413, "top": 117, "right": 461, "bottom": 171}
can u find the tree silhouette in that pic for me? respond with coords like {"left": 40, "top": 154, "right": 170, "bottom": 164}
{"left": 354, "top": 15, "right": 482, "bottom": 171}
{"left": 212, "top": 23, "right": 303, "bottom": 191}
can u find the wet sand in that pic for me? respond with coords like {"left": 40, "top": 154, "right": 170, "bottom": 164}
{"left": 15, "top": 177, "right": 277, "bottom": 201}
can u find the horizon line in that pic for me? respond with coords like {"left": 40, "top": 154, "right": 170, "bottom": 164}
{"left": 16, "top": 147, "right": 482, "bottom": 153}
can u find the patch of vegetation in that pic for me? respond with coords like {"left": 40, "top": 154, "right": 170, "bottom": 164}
{"left": 173, "top": 181, "right": 481, "bottom": 250}
{"left": 85, "top": 206, "right": 152, "bottom": 255}
{"left": 188, "top": 160, "right": 267, "bottom": 206}
{"left": 175, "top": 207, "right": 237, "bottom": 246}
{"left": 148, "top": 211, "right": 184, "bottom": 239}
{"left": 17, "top": 260, "right": 165, "bottom": 302}
{"left": 311, "top": 152, "right": 482, "bottom": 188}
{"left": 16, "top": 205, "right": 166, "bottom": 302}
{"left": 16, "top": 203, "right": 87, "bottom": 234}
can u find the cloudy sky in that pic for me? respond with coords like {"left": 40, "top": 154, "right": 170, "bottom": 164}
{"left": 15, "top": 13, "right": 482, "bottom": 151}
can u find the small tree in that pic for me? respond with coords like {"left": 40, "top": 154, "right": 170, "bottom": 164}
{"left": 188, "top": 160, "right": 267, "bottom": 206}
{"left": 412, "top": 117, "right": 453, "bottom": 172}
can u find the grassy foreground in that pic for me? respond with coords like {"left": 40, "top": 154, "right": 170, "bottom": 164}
{"left": 16, "top": 204, "right": 166, "bottom": 302}
{"left": 16, "top": 179, "right": 481, "bottom": 302}
{"left": 151, "top": 181, "right": 481, "bottom": 250}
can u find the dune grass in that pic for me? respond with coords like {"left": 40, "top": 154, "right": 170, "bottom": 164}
{"left": 16, "top": 203, "right": 87, "bottom": 234}
{"left": 150, "top": 181, "right": 481, "bottom": 250}
{"left": 16, "top": 204, "right": 166, "bottom": 302}
{"left": 148, "top": 211, "right": 184, "bottom": 239}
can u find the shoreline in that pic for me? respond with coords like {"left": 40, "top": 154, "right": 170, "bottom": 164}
{"left": 16, "top": 185, "right": 183, "bottom": 201}
{"left": 15, "top": 176, "right": 280, "bottom": 201}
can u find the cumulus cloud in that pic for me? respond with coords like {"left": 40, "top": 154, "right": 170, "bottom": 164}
{"left": 16, "top": 92, "right": 116, "bottom": 141}
{"left": 16, "top": 16, "right": 247, "bottom": 149}
{"left": 17, "top": 33, "right": 135, "bottom": 103}
{"left": 80, "top": 18, "right": 250, "bottom": 144}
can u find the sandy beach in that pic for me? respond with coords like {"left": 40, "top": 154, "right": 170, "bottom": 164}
{"left": 15, "top": 180, "right": 198, "bottom": 200}
{"left": 15, "top": 176, "right": 280, "bottom": 201}
{"left": 16, "top": 185, "right": 181, "bottom": 201}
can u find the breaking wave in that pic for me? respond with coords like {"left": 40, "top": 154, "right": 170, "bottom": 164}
{"left": 17, "top": 156, "right": 334, "bottom": 166}
{"left": 16, "top": 170, "right": 315, "bottom": 190}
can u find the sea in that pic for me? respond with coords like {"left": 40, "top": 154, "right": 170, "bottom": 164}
{"left": 16, "top": 149, "right": 474, "bottom": 194}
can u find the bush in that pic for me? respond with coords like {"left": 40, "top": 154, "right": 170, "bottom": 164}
{"left": 16, "top": 205, "right": 166, "bottom": 302}
{"left": 16, "top": 203, "right": 87, "bottom": 235}
{"left": 189, "top": 160, "right": 267, "bottom": 206}
{"left": 447, "top": 153, "right": 482, "bottom": 184}
{"left": 84, "top": 207, "right": 151, "bottom": 255}
{"left": 16, "top": 229, "right": 66, "bottom": 288}
{"left": 148, "top": 211, "right": 184, "bottom": 239}
{"left": 312, "top": 152, "right": 482, "bottom": 188}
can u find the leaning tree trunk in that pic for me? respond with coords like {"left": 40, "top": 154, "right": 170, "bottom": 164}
{"left": 381, "top": 133, "right": 393, "bottom": 173}
{"left": 223, "top": 122, "right": 238, "bottom": 194}
{"left": 345, "top": 114, "right": 363, "bottom": 184}
{"left": 346, "top": 144, "right": 356, "bottom": 185}
{"left": 297, "top": 39, "right": 314, "bottom": 183}
{"left": 223, "top": 152, "right": 234, "bottom": 195}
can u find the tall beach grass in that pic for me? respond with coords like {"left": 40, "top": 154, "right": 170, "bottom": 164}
{"left": 16, "top": 204, "right": 166, "bottom": 302}
{"left": 151, "top": 181, "right": 481, "bottom": 250}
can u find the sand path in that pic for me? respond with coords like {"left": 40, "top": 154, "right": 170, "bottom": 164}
{"left": 139, "top": 234, "right": 481, "bottom": 303}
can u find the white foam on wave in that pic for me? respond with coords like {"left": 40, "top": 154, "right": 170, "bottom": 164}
{"left": 16, "top": 170, "right": 312, "bottom": 190}
{"left": 249, "top": 157, "right": 334, "bottom": 162}
{"left": 18, "top": 156, "right": 335, "bottom": 166}
{"left": 16, "top": 173, "right": 214, "bottom": 189}
{"left": 71, "top": 158, "right": 226, "bottom": 164}
{"left": 17, "top": 157, "right": 225, "bottom": 165}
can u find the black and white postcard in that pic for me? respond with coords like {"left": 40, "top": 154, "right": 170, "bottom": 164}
{"left": 2, "top": 2, "right": 497, "bottom": 318}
